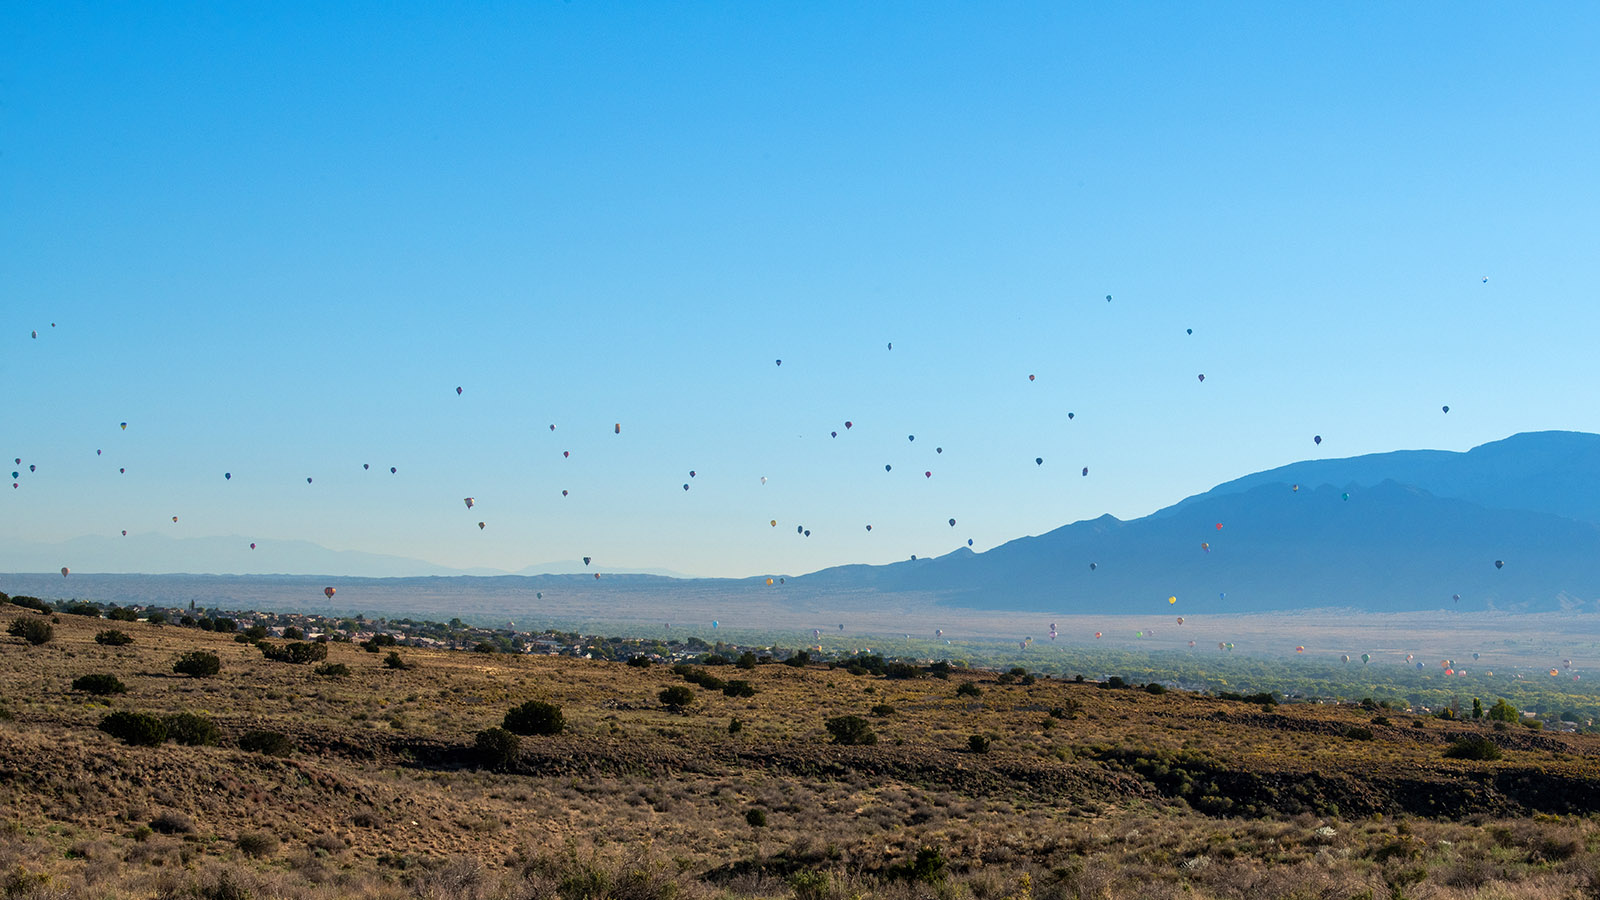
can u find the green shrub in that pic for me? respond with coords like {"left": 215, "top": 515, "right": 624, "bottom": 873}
{"left": 722, "top": 680, "right": 756, "bottom": 698}
{"left": 257, "top": 641, "right": 327, "bottom": 664}
{"left": 745, "top": 808, "right": 767, "bottom": 827}
{"left": 955, "top": 682, "right": 981, "bottom": 698}
{"left": 72, "top": 673, "right": 127, "bottom": 695}
{"left": 886, "top": 847, "right": 947, "bottom": 884}
{"left": 473, "top": 642, "right": 497, "bottom": 654}
{"left": 728, "top": 718, "right": 743, "bottom": 735}
{"left": 173, "top": 651, "right": 221, "bottom": 677}
{"left": 145, "top": 612, "right": 167, "bottom": 625}
{"left": 314, "top": 662, "right": 350, "bottom": 678}
{"left": 99, "top": 711, "right": 168, "bottom": 746}
{"left": 243, "top": 624, "right": 269, "bottom": 641}
{"left": 1105, "top": 676, "right": 1128, "bottom": 689}
{"left": 736, "top": 651, "right": 758, "bottom": 670}
{"left": 383, "top": 651, "right": 411, "bottom": 670}
{"left": 61, "top": 602, "right": 101, "bottom": 618}
{"left": 503, "top": 700, "right": 565, "bottom": 735}
{"left": 1523, "top": 719, "right": 1544, "bottom": 731}
{"left": 281, "top": 626, "right": 303, "bottom": 640}
{"left": 165, "top": 712, "right": 220, "bottom": 746}
{"left": 474, "top": 727, "right": 521, "bottom": 771}
{"left": 105, "top": 607, "right": 139, "bottom": 622}
{"left": 870, "top": 704, "right": 896, "bottom": 717}
{"left": 7, "top": 617, "right": 53, "bottom": 645}
{"left": 824, "top": 715, "right": 877, "bottom": 746}
{"left": 885, "top": 662, "right": 921, "bottom": 680}
{"left": 212, "top": 617, "right": 237, "bottom": 633}
{"left": 94, "top": 629, "right": 133, "bottom": 646}
{"left": 1345, "top": 726, "right": 1375, "bottom": 741}
{"left": 659, "top": 686, "right": 696, "bottom": 709}
{"left": 626, "top": 655, "right": 652, "bottom": 668}
{"left": 238, "top": 730, "right": 294, "bottom": 756}
{"left": 927, "top": 661, "right": 952, "bottom": 679}
{"left": 1371, "top": 715, "right": 1391, "bottom": 726}
{"left": 1144, "top": 682, "right": 1168, "bottom": 695}
{"left": 784, "top": 650, "right": 810, "bottom": 668}
{"left": 968, "top": 734, "right": 991, "bottom": 754}
{"left": 1443, "top": 736, "right": 1502, "bottom": 760}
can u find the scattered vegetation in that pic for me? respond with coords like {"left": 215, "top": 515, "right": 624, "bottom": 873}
{"left": 6, "top": 617, "right": 53, "bottom": 645}
{"left": 257, "top": 641, "right": 328, "bottom": 664}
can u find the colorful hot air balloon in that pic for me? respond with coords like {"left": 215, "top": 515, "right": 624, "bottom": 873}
{"left": 363, "top": 464, "right": 369, "bottom": 470}
{"left": 306, "top": 477, "right": 313, "bottom": 484}
{"left": 1028, "top": 374, "right": 1035, "bottom": 382}
{"left": 924, "top": 471, "right": 932, "bottom": 478}
{"left": 771, "top": 520, "right": 777, "bottom": 527}
{"left": 844, "top": 421, "right": 852, "bottom": 429}
{"left": 478, "top": 522, "right": 486, "bottom": 530}
{"left": 1361, "top": 654, "right": 1369, "bottom": 663}
{"left": 324, "top": 587, "right": 336, "bottom": 598}
{"left": 1341, "top": 655, "right": 1350, "bottom": 663}
{"left": 390, "top": 467, "right": 397, "bottom": 473}
{"left": 614, "top": 423, "right": 621, "bottom": 434}
{"left": 682, "top": 484, "right": 689, "bottom": 491}
{"left": 1197, "top": 374, "right": 1205, "bottom": 382}
{"left": 1342, "top": 492, "right": 1350, "bottom": 501}
{"left": 249, "top": 543, "right": 256, "bottom": 550}
{"left": 1495, "top": 560, "right": 1504, "bottom": 569}
{"left": 1095, "top": 632, "right": 1102, "bottom": 638}
{"left": 1296, "top": 646, "right": 1305, "bottom": 653}
{"left": 563, "top": 450, "right": 569, "bottom": 458}
{"left": 766, "top": 578, "right": 774, "bottom": 586}
{"left": 60, "top": 567, "right": 68, "bottom": 577}
{"left": 121, "top": 530, "right": 126, "bottom": 536}
{"left": 120, "top": 423, "right": 127, "bottom": 430}
{"left": 1201, "top": 542, "right": 1210, "bottom": 552}
{"left": 464, "top": 498, "right": 475, "bottom": 509}
{"left": 1176, "top": 617, "right": 1184, "bottom": 625}
{"left": 865, "top": 524, "right": 871, "bottom": 531}
{"left": 1089, "top": 562, "right": 1097, "bottom": 570}
{"left": 583, "top": 557, "right": 591, "bottom": 566}
{"left": 171, "top": 516, "right": 178, "bottom": 523}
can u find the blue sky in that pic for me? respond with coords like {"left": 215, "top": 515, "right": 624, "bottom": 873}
{"left": 4, "top": 3, "right": 1599, "bottom": 577}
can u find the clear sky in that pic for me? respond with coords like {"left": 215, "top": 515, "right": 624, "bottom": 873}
{"left": 4, "top": 3, "right": 1599, "bottom": 578}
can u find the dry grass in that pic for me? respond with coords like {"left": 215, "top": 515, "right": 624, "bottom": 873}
{"left": 3, "top": 601, "right": 1600, "bottom": 898}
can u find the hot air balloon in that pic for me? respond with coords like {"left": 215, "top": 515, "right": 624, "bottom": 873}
{"left": 712, "top": 621, "right": 719, "bottom": 628}
{"left": 324, "top": 587, "right": 336, "bottom": 599}
{"left": 1176, "top": 617, "right": 1184, "bottom": 625}
{"left": 760, "top": 476, "right": 767, "bottom": 484}
{"left": 1341, "top": 655, "right": 1350, "bottom": 663}
{"left": 948, "top": 518, "right": 956, "bottom": 527}
{"left": 775, "top": 359, "right": 782, "bottom": 366}
{"left": 797, "top": 525, "right": 803, "bottom": 534}
{"left": 682, "top": 484, "right": 689, "bottom": 491}
{"left": 549, "top": 424, "right": 556, "bottom": 431}
{"left": 1169, "top": 596, "right": 1177, "bottom": 604}
{"left": 1082, "top": 467, "right": 1089, "bottom": 477}
{"left": 1442, "top": 405, "right": 1449, "bottom": 413}
{"left": 1453, "top": 593, "right": 1461, "bottom": 603}
{"left": 563, "top": 451, "right": 569, "bottom": 458}
{"left": 1296, "top": 646, "right": 1305, "bottom": 653}
{"left": 1292, "top": 484, "right": 1299, "bottom": 492}
{"left": 887, "top": 343, "right": 892, "bottom": 349}
{"left": 771, "top": 520, "right": 777, "bottom": 527}
{"left": 1036, "top": 457, "right": 1043, "bottom": 465}
{"left": 1201, "top": 542, "right": 1209, "bottom": 552}
{"left": 456, "top": 386, "right": 463, "bottom": 395}
{"left": 171, "top": 516, "right": 178, "bottom": 523}
{"left": 865, "top": 525, "right": 871, "bottom": 531}
{"left": 1095, "top": 632, "right": 1102, "bottom": 639}
{"left": 30, "top": 331, "right": 36, "bottom": 339}
{"left": 249, "top": 543, "right": 256, "bottom": 549}
{"left": 766, "top": 578, "right": 774, "bottom": 586}
{"left": 28, "top": 465, "right": 35, "bottom": 472}
{"left": 1342, "top": 492, "right": 1350, "bottom": 501}
{"left": 562, "top": 490, "right": 569, "bottom": 496}
{"left": 1216, "top": 523, "right": 1223, "bottom": 530}
{"left": 536, "top": 592, "right": 543, "bottom": 599}
{"left": 1495, "top": 560, "right": 1504, "bottom": 569}
{"left": 583, "top": 557, "right": 591, "bottom": 566}
{"left": 1416, "top": 662, "right": 1424, "bottom": 669}
{"left": 804, "top": 529, "right": 810, "bottom": 536}
{"left": 306, "top": 477, "right": 313, "bottom": 484}
{"left": 1089, "top": 562, "right": 1097, "bottom": 570}
{"left": 1028, "top": 374, "right": 1035, "bottom": 382}
{"left": 1197, "top": 374, "right": 1205, "bottom": 382}
{"left": 1067, "top": 412, "right": 1074, "bottom": 419}
{"left": 967, "top": 539, "right": 973, "bottom": 546}
{"left": 121, "top": 530, "right": 126, "bottom": 536}
{"left": 60, "top": 567, "right": 68, "bottom": 578}
{"left": 390, "top": 467, "right": 397, "bottom": 474}
{"left": 844, "top": 422, "right": 852, "bottom": 429}
{"left": 1361, "top": 654, "right": 1369, "bottom": 663}
{"left": 831, "top": 431, "right": 837, "bottom": 438}
{"left": 120, "top": 468, "right": 125, "bottom": 473}
{"left": 1106, "top": 294, "right": 1112, "bottom": 301}
{"left": 464, "top": 498, "right": 475, "bottom": 509}
{"left": 478, "top": 522, "right": 485, "bottom": 530}
{"left": 96, "top": 450, "right": 101, "bottom": 456}
{"left": 1188, "top": 640, "right": 1196, "bottom": 647}
{"left": 614, "top": 423, "right": 621, "bottom": 434}
{"left": 1314, "top": 435, "right": 1322, "bottom": 445}
{"left": 885, "top": 465, "right": 892, "bottom": 472}
{"left": 595, "top": 573, "right": 601, "bottom": 579}
{"left": 1186, "top": 328, "right": 1192, "bottom": 335}
{"left": 363, "top": 463, "right": 369, "bottom": 470}
{"left": 936, "top": 447, "right": 943, "bottom": 454}
{"left": 908, "top": 435, "right": 915, "bottom": 442}
{"left": 120, "top": 423, "right": 127, "bottom": 430}
{"left": 924, "top": 471, "right": 931, "bottom": 478}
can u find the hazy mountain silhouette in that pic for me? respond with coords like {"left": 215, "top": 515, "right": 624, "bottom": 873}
{"left": 798, "top": 432, "right": 1600, "bottom": 614}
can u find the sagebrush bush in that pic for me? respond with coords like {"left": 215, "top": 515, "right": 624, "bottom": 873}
{"left": 504, "top": 700, "right": 565, "bottom": 735}
{"left": 236, "top": 831, "right": 279, "bottom": 858}
{"left": 1444, "top": 735, "right": 1502, "bottom": 760}
{"left": 968, "top": 734, "right": 991, "bottom": 753}
{"left": 745, "top": 808, "right": 767, "bottom": 827}
{"left": 955, "top": 682, "right": 982, "bottom": 698}
{"left": 722, "top": 680, "right": 756, "bottom": 698}
{"left": 238, "top": 730, "right": 295, "bottom": 756}
{"left": 383, "top": 651, "right": 411, "bottom": 670}
{"left": 94, "top": 629, "right": 133, "bottom": 646}
{"left": 72, "top": 673, "right": 127, "bottom": 695}
{"left": 314, "top": 662, "right": 350, "bottom": 678}
{"left": 825, "top": 715, "right": 877, "bottom": 746}
{"left": 99, "top": 711, "right": 168, "bottom": 746}
{"left": 173, "top": 650, "right": 221, "bottom": 677}
{"left": 165, "top": 712, "right": 220, "bottom": 746}
{"left": 6, "top": 617, "right": 53, "bottom": 645}
{"left": 658, "top": 686, "right": 695, "bottom": 709}
{"left": 149, "top": 810, "right": 194, "bottom": 835}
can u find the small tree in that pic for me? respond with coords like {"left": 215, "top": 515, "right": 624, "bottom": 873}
{"left": 722, "top": 680, "right": 756, "bottom": 698}
{"left": 626, "top": 655, "right": 652, "bottom": 668}
{"left": 1486, "top": 699, "right": 1519, "bottom": 723}
{"left": 383, "top": 651, "right": 411, "bottom": 670}
{"left": 1444, "top": 736, "right": 1502, "bottom": 760}
{"left": 257, "top": 641, "right": 327, "bottom": 664}
{"left": 7, "top": 617, "right": 53, "bottom": 645}
{"left": 784, "top": 650, "right": 810, "bottom": 668}
{"left": 503, "top": 700, "right": 565, "bottom": 735}
{"left": 955, "top": 682, "right": 982, "bottom": 698}
{"left": 72, "top": 674, "right": 127, "bottom": 695}
{"left": 474, "top": 727, "right": 521, "bottom": 771}
{"left": 824, "top": 715, "right": 877, "bottom": 746}
{"left": 968, "top": 734, "right": 991, "bottom": 754}
{"left": 173, "top": 651, "right": 221, "bottom": 678}
{"left": 95, "top": 629, "right": 133, "bottom": 646}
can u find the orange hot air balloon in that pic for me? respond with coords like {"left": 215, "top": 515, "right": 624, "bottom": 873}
{"left": 614, "top": 423, "right": 621, "bottom": 434}
{"left": 324, "top": 587, "right": 336, "bottom": 599}
{"left": 766, "top": 578, "right": 774, "bottom": 586}
{"left": 1296, "top": 645, "right": 1305, "bottom": 653}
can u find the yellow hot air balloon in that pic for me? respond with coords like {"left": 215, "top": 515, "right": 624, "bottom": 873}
{"left": 770, "top": 519, "right": 777, "bottom": 527}
{"left": 1168, "top": 596, "right": 1177, "bottom": 604}
{"left": 766, "top": 577, "right": 774, "bottom": 586}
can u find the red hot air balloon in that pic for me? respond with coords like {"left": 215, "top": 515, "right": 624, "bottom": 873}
{"left": 324, "top": 587, "right": 336, "bottom": 599}
{"left": 249, "top": 543, "right": 256, "bottom": 549}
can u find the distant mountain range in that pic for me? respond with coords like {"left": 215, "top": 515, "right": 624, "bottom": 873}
{"left": 6, "top": 431, "right": 1598, "bottom": 616}
{"left": 797, "top": 431, "right": 1600, "bottom": 614}
{"left": 0, "top": 533, "right": 692, "bottom": 580}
